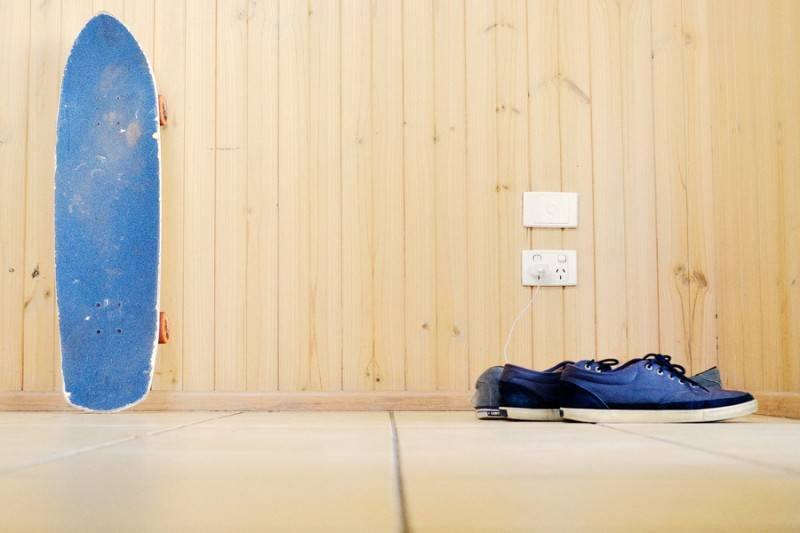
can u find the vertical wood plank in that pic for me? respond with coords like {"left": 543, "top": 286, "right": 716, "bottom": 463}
{"left": 341, "top": 0, "right": 374, "bottom": 390}
{"left": 214, "top": 0, "right": 248, "bottom": 391}
{"left": 182, "top": 0, "right": 216, "bottom": 391}
{"left": 683, "top": 0, "right": 718, "bottom": 373}
{"left": 559, "top": 0, "right": 596, "bottom": 361}
{"left": 403, "top": 0, "right": 436, "bottom": 390}
{"left": 465, "top": 0, "right": 500, "bottom": 380}
{"left": 278, "top": 0, "right": 311, "bottom": 390}
{"left": 752, "top": 4, "right": 782, "bottom": 391}
{"left": 152, "top": 0, "right": 186, "bottom": 390}
{"left": 23, "top": 0, "right": 60, "bottom": 391}
{"left": 589, "top": 0, "right": 627, "bottom": 358}
{"left": 246, "top": 0, "right": 279, "bottom": 391}
{"left": 0, "top": 0, "right": 30, "bottom": 391}
{"left": 433, "top": 0, "right": 469, "bottom": 390}
{"left": 778, "top": 0, "right": 800, "bottom": 392}
{"left": 495, "top": 0, "right": 532, "bottom": 369}
{"left": 652, "top": 0, "right": 689, "bottom": 366}
{"left": 709, "top": 0, "right": 757, "bottom": 389}
{"left": 308, "top": 0, "right": 342, "bottom": 390}
{"left": 372, "top": 0, "right": 405, "bottom": 390}
{"left": 620, "top": 0, "right": 659, "bottom": 357}
{"left": 527, "top": 0, "right": 564, "bottom": 368}
{"left": 731, "top": 0, "right": 762, "bottom": 391}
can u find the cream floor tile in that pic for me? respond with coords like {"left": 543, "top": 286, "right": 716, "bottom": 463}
{"left": 603, "top": 414, "right": 800, "bottom": 474}
{"left": 0, "top": 412, "right": 399, "bottom": 533}
{"left": 394, "top": 412, "right": 800, "bottom": 532}
{"left": 0, "top": 411, "right": 226, "bottom": 473}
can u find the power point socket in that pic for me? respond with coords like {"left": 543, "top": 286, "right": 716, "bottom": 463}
{"left": 521, "top": 250, "right": 577, "bottom": 286}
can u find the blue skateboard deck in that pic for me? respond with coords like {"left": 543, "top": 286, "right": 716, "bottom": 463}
{"left": 55, "top": 13, "right": 161, "bottom": 412}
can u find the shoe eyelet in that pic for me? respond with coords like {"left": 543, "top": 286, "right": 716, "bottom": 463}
{"left": 595, "top": 367, "right": 602, "bottom": 373}
{"left": 679, "top": 379, "right": 685, "bottom": 384}
{"left": 656, "top": 369, "right": 663, "bottom": 375}
{"left": 584, "top": 363, "right": 591, "bottom": 370}
{"left": 645, "top": 363, "right": 653, "bottom": 370}
{"left": 668, "top": 374, "right": 675, "bottom": 380}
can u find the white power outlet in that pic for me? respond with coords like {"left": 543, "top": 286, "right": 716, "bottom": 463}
{"left": 521, "top": 250, "right": 577, "bottom": 286}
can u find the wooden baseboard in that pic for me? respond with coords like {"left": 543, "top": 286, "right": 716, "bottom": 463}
{"left": 3, "top": 390, "right": 796, "bottom": 418}
{"left": 0, "top": 391, "right": 474, "bottom": 411}
{"left": 753, "top": 392, "right": 800, "bottom": 419}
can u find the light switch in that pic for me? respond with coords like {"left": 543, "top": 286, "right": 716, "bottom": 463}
{"left": 522, "top": 192, "right": 578, "bottom": 228}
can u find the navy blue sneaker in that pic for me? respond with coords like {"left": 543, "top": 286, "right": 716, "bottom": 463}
{"left": 498, "top": 360, "right": 620, "bottom": 421}
{"left": 472, "top": 366, "right": 507, "bottom": 419}
{"left": 471, "top": 359, "right": 720, "bottom": 420}
{"left": 560, "top": 353, "right": 757, "bottom": 423}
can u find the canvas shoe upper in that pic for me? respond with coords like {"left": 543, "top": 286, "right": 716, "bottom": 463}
{"left": 560, "top": 353, "right": 756, "bottom": 423}
{"left": 497, "top": 359, "right": 616, "bottom": 421}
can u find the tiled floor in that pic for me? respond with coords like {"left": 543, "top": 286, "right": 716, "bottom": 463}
{"left": 0, "top": 412, "right": 799, "bottom": 532}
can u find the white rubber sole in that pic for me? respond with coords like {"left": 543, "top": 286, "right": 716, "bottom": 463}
{"left": 561, "top": 399, "right": 758, "bottom": 423}
{"left": 501, "top": 407, "right": 562, "bottom": 422}
{"left": 475, "top": 408, "right": 507, "bottom": 420}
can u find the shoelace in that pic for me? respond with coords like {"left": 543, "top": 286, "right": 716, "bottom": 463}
{"left": 643, "top": 353, "right": 708, "bottom": 391}
{"left": 581, "top": 358, "right": 619, "bottom": 372}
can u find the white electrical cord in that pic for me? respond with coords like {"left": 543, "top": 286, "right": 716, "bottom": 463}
{"left": 502, "top": 283, "right": 542, "bottom": 364}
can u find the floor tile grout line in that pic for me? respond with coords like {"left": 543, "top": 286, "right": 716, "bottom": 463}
{"left": 389, "top": 411, "right": 411, "bottom": 533}
{"left": 0, "top": 411, "right": 244, "bottom": 477}
{"left": 599, "top": 423, "right": 800, "bottom": 478}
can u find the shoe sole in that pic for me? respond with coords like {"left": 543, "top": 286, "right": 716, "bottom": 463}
{"left": 561, "top": 399, "right": 758, "bottom": 423}
{"left": 475, "top": 408, "right": 507, "bottom": 420}
{"left": 501, "top": 407, "right": 562, "bottom": 421}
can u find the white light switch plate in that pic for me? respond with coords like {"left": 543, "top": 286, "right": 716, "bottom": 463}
{"left": 521, "top": 250, "right": 577, "bottom": 286}
{"left": 522, "top": 192, "right": 578, "bottom": 228}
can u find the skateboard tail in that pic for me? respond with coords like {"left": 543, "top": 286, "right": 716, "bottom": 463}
{"left": 56, "top": 12, "right": 162, "bottom": 413}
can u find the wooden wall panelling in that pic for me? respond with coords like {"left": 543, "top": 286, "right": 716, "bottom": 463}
{"left": 528, "top": 0, "right": 565, "bottom": 369}
{"left": 652, "top": 0, "right": 689, "bottom": 366}
{"left": 559, "top": 0, "right": 596, "bottom": 362}
{"left": 23, "top": 0, "right": 60, "bottom": 391}
{"left": 752, "top": 3, "right": 782, "bottom": 391}
{"left": 620, "top": 0, "right": 659, "bottom": 357}
{"left": 465, "top": 0, "right": 501, "bottom": 382}
{"left": 777, "top": 0, "right": 800, "bottom": 393}
{"left": 496, "top": 0, "right": 533, "bottom": 370}
{"left": 278, "top": 0, "right": 311, "bottom": 391}
{"left": 404, "top": 0, "right": 437, "bottom": 391}
{"left": 682, "top": 0, "right": 717, "bottom": 375}
{"left": 588, "top": 0, "right": 628, "bottom": 358}
{"left": 308, "top": 0, "right": 343, "bottom": 390}
{"left": 0, "top": 0, "right": 30, "bottom": 391}
{"left": 246, "top": 0, "right": 279, "bottom": 391}
{"left": 433, "top": 0, "right": 469, "bottom": 391}
{"left": 153, "top": 0, "right": 186, "bottom": 390}
{"left": 182, "top": 0, "right": 216, "bottom": 391}
{"left": 371, "top": 0, "right": 406, "bottom": 390}
{"left": 341, "top": 0, "right": 374, "bottom": 391}
{"left": 215, "top": 0, "right": 248, "bottom": 391}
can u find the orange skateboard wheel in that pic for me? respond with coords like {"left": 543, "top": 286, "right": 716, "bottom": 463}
{"left": 158, "top": 311, "right": 170, "bottom": 344}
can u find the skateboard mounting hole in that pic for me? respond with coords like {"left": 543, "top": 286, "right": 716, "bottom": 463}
{"left": 116, "top": 328, "right": 122, "bottom": 334}
{"left": 96, "top": 329, "right": 101, "bottom": 335}
{"left": 95, "top": 302, "right": 101, "bottom": 307}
